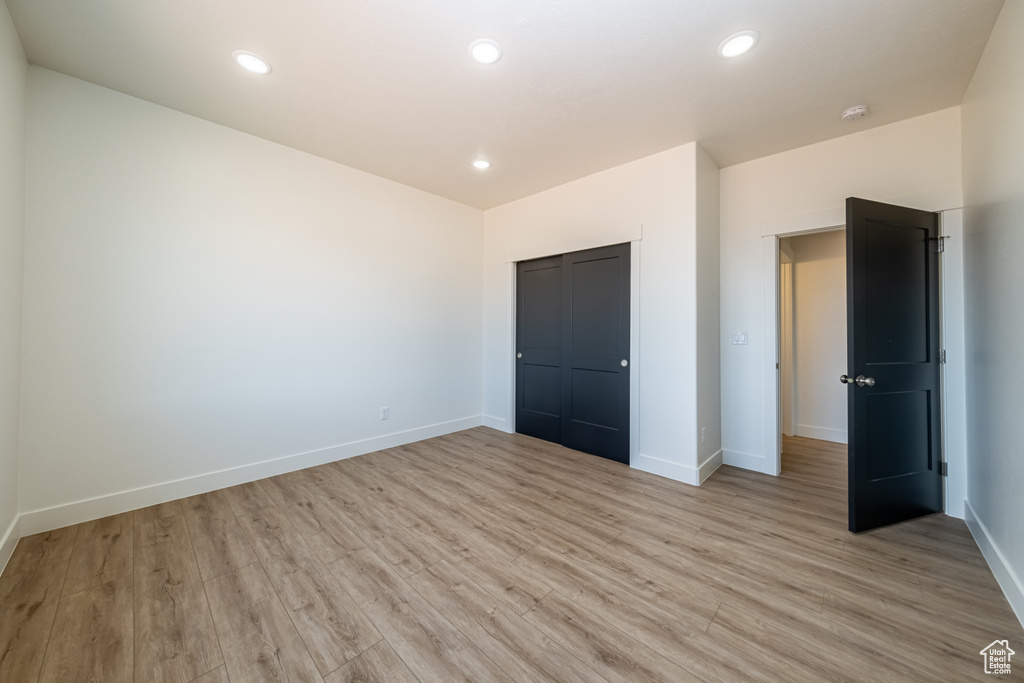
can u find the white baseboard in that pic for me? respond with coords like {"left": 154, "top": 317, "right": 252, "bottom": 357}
{"left": 634, "top": 453, "right": 698, "bottom": 486}
{"left": 723, "top": 448, "right": 769, "bottom": 473}
{"left": 698, "top": 449, "right": 724, "bottom": 484}
{"left": 633, "top": 450, "right": 722, "bottom": 487}
{"left": 18, "top": 416, "right": 484, "bottom": 537}
{"left": 944, "top": 498, "right": 965, "bottom": 520}
{"left": 965, "top": 499, "right": 1024, "bottom": 630}
{"left": 794, "top": 424, "right": 848, "bottom": 444}
{"left": 482, "top": 415, "right": 512, "bottom": 433}
{"left": 0, "top": 513, "right": 20, "bottom": 577}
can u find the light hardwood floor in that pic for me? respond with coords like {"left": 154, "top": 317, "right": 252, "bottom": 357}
{"left": 1, "top": 429, "right": 1021, "bottom": 682}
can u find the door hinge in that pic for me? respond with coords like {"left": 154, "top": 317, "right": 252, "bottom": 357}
{"left": 940, "top": 462, "right": 948, "bottom": 477}
{"left": 938, "top": 349, "right": 946, "bottom": 364}
{"left": 933, "top": 235, "right": 951, "bottom": 253}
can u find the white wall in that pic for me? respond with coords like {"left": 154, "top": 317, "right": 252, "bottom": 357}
{"left": 19, "top": 68, "right": 484, "bottom": 530}
{"left": 784, "top": 230, "right": 847, "bottom": 444}
{"left": 720, "top": 108, "right": 963, "bottom": 475}
{"left": 482, "top": 142, "right": 722, "bottom": 485}
{"left": 961, "top": 0, "right": 1024, "bottom": 626}
{"left": 695, "top": 146, "right": 722, "bottom": 468}
{"left": 0, "top": 1, "right": 27, "bottom": 569}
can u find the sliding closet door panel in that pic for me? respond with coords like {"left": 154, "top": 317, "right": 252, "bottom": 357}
{"left": 562, "top": 244, "right": 630, "bottom": 463}
{"left": 515, "top": 256, "right": 563, "bottom": 443}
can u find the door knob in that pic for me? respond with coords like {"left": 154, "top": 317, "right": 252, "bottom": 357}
{"left": 855, "top": 375, "right": 876, "bottom": 387}
{"left": 839, "top": 374, "right": 854, "bottom": 384}
{"left": 620, "top": 359, "right": 628, "bottom": 367}
{"left": 516, "top": 352, "right": 522, "bottom": 359}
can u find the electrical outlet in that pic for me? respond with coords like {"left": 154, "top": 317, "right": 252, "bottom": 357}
{"left": 380, "top": 406, "right": 389, "bottom": 420}
{"left": 701, "top": 427, "right": 706, "bottom": 444}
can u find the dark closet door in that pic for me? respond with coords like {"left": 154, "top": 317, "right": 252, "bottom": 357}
{"left": 516, "top": 243, "right": 630, "bottom": 464}
{"left": 515, "top": 255, "right": 564, "bottom": 444}
{"left": 560, "top": 244, "right": 630, "bottom": 463}
{"left": 846, "top": 197, "right": 943, "bottom": 532}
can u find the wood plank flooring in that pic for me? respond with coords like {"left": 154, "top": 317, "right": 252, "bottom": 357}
{"left": 1, "top": 429, "right": 1021, "bottom": 682}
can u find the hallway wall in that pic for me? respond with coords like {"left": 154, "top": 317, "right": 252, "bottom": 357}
{"left": 781, "top": 230, "right": 847, "bottom": 444}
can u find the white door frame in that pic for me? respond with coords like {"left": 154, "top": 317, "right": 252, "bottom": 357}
{"left": 760, "top": 199, "right": 968, "bottom": 517}
{"left": 778, "top": 251, "right": 794, "bottom": 438}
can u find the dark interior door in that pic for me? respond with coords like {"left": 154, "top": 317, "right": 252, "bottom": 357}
{"left": 846, "top": 197, "right": 943, "bottom": 533}
{"left": 516, "top": 243, "right": 630, "bottom": 464}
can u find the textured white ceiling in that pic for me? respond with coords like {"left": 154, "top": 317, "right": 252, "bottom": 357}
{"left": 6, "top": 0, "right": 1003, "bottom": 209}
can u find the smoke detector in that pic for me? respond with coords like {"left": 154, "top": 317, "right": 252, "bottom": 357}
{"left": 841, "top": 105, "right": 869, "bottom": 122}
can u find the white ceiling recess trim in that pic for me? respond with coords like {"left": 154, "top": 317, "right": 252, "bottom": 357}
{"left": 16, "top": 416, "right": 484, "bottom": 536}
{"left": 504, "top": 224, "right": 642, "bottom": 263}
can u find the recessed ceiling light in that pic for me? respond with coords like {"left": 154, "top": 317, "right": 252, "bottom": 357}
{"left": 717, "top": 30, "right": 758, "bottom": 58}
{"left": 473, "top": 159, "right": 491, "bottom": 170}
{"left": 232, "top": 50, "right": 272, "bottom": 75}
{"left": 469, "top": 39, "right": 502, "bottom": 65}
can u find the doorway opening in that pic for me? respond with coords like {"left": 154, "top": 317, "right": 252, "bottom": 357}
{"left": 763, "top": 198, "right": 968, "bottom": 526}
{"left": 769, "top": 198, "right": 955, "bottom": 532}
{"left": 778, "top": 229, "right": 847, "bottom": 491}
